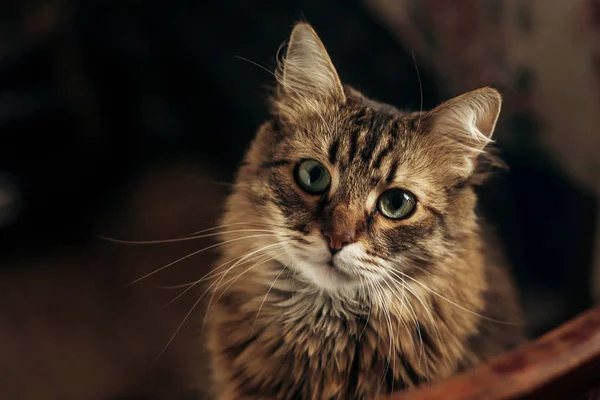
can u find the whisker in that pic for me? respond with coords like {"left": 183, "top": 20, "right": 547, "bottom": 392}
{"left": 202, "top": 243, "right": 289, "bottom": 330}
{"left": 200, "top": 252, "right": 281, "bottom": 316}
{"left": 252, "top": 266, "right": 286, "bottom": 332}
{"left": 291, "top": 269, "right": 297, "bottom": 305}
{"left": 100, "top": 228, "right": 281, "bottom": 245}
{"left": 385, "top": 272, "right": 445, "bottom": 337}
{"left": 393, "top": 269, "right": 520, "bottom": 325}
{"left": 383, "top": 271, "right": 431, "bottom": 377}
{"left": 366, "top": 276, "right": 393, "bottom": 396}
{"left": 385, "top": 270, "right": 451, "bottom": 372}
{"left": 162, "top": 249, "right": 280, "bottom": 306}
{"left": 156, "top": 246, "right": 287, "bottom": 359}
{"left": 157, "top": 269, "right": 228, "bottom": 291}
{"left": 378, "top": 280, "right": 395, "bottom": 396}
{"left": 159, "top": 247, "right": 279, "bottom": 291}
{"left": 155, "top": 276, "right": 216, "bottom": 360}
{"left": 379, "top": 277, "right": 416, "bottom": 390}
{"left": 204, "top": 246, "right": 286, "bottom": 310}
{"left": 411, "top": 51, "right": 424, "bottom": 132}
{"left": 99, "top": 221, "right": 285, "bottom": 244}
{"left": 189, "top": 174, "right": 236, "bottom": 187}
{"left": 234, "top": 55, "right": 334, "bottom": 135}
{"left": 186, "top": 221, "right": 287, "bottom": 236}
{"left": 201, "top": 249, "right": 287, "bottom": 336}
{"left": 357, "top": 276, "right": 371, "bottom": 341}
{"left": 126, "top": 234, "right": 281, "bottom": 286}
{"left": 401, "top": 275, "right": 428, "bottom": 376}
{"left": 283, "top": 267, "right": 293, "bottom": 302}
{"left": 212, "top": 249, "right": 288, "bottom": 306}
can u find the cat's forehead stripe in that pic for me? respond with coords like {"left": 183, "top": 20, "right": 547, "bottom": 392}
{"left": 386, "top": 160, "right": 399, "bottom": 184}
{"left": 372, "top": 139, "right": 393, "bottom": 170}
{"left": 328, "top": 138, "right": 340, "bottom": 164}
{"left": 347, "top": 124, "right": 359, "bottom": 163}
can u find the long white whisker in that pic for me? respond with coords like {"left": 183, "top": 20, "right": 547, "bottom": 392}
{"left": 291, "top": 269, "right": 297, "bottom": 305}
{"left": 99, "top": 220, "right": 285, "bottom": 243}
{"left": 186, "top": 221, "right": 286, "bottom": 235}
{"left": 189, "top": 175, "right": 236, "bottom": 187}
{"left": 163, "top": 249, "right": 281, "bottom": 306}
{"left": 157, "top": 246, "right": 287, "bottom": 359}
{"left": 202, "top": 243, "right": 289, "bottom": 330}
{"left": 252, "top": 266, "right": 286, "bottom": 332}
{"left": 101, "top": 228, "right": 282, "bottom": 245}
{"left": 200, "top": 249, "right": 288, "bottom": 336}
{"left": 155, "top": 278, "right": 214, "bottom": 359}
{"left": 366, "top": 277, "right": 393, "bottom": 396}
{"left": 393, "top": 269, "right": 519, "bottom": 325}
{"left": 384, "top": 271, "right": 431, "bottom": 378}
{"left": 379, "top": 280, "right": 394, "bottom": 396}
{"left": 379, "top": 277, "right": 416, "bottom": 391}
{"left": 211, "top": 250, "right": 288, "bottom": 307}
{"left": 283, "top": 267, "right": 293, "bottom": 302}
{"left": 400, "top": 274, "right": 427, "bottom": 377}
{"left": 358, "top": 276, "right": 371, "bottom": 341}
{"left": 127, "top": 234, "right": 281, "bottom": 286}
{"left": 385, "top": 270, "right": 449, "bottom": 372}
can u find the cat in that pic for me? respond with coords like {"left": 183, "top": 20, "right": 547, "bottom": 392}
{"left": 205, "top": 23, "right": 525, "bottom": 400}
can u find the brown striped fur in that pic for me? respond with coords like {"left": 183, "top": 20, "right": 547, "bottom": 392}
{"left": 205, "top": 23, "right": 525, "bottom": 399}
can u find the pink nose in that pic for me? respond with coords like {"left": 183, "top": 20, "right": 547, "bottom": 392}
{"left": 322, "top": 230, "right": 354, "bottom": 254}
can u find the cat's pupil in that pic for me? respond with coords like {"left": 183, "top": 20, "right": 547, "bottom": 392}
{"left": 309, "top": 167, "right": 321, "bottom": 183}
{"left": 391, "top": 193, "right": 403, "bottom": 210}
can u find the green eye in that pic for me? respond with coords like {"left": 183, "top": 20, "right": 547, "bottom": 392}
{"left": 377, "top": 189, "right": 416, "bottom": 220}
{"left": 295, "top": 159, "right": 331, "bottom": 194}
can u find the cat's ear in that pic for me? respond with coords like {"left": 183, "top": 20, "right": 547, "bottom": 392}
{"left": 428, "top": 87, "right": 502, "bottom": 177}
{"left": 273, "top": 23, "right": 345, "bottom": 116}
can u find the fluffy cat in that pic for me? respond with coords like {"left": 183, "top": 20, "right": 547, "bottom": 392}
{"left": 206, "top": 23, "right": 525, "bottom": 399}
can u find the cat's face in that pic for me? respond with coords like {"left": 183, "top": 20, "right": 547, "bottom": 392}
{"left": 227, "top": 24, "right": 502, "bottom": 295}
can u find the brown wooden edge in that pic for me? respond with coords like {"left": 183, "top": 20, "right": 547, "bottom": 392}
{"left": 387, "top": 307, "right": 600, "bottom": 400}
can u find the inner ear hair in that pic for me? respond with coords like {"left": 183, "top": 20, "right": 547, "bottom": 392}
{"left": 271, "top": 23, "right": 346, "bottom": 120}
{"left": 427, "top": 87, "right": 503, "bottom": 178}
{"left": 431, "top": 87, "right": 502, "bottom": 151}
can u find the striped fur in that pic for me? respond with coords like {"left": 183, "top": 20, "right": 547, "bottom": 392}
{"left": 206, "top": 23, "right": 524, "bottom": 400}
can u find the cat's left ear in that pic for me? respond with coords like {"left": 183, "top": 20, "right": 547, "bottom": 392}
{"left": 427, "top": 87, "right": 502, "bottom": 177}
{"left": 272, "top": 23, "right": 345, "bottom": 119}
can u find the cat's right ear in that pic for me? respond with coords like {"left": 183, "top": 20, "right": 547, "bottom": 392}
{"left": 272, "top": 23, "right": 346, "bottom": 119}
{"left": 427, "top": 87, "right": 503, "bottom": 178}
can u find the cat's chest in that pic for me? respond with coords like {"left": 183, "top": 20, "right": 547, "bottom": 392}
{"left": 212, "top": 292, "right": 441, "bottom": 400}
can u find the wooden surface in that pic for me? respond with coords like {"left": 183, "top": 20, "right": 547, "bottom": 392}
{"left": 389, "top": 307, "right": 600, "bottom": 400}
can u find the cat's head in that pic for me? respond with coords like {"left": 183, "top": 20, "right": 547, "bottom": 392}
{"left": 225, "top": 23, "right": 502, "bottom": 295}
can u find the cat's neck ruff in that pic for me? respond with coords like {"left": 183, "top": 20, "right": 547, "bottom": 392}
{"left": 207, "top": 251, "right": 484, "bottom": 399}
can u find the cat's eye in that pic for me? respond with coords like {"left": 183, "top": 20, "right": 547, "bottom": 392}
{"left": 295, "top": 159, "right": 331, "bottom": 194}
{"left": 377, "top": 189, "right": 416, "bottom": 220}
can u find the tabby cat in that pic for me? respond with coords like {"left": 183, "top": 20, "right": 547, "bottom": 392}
{"left": 206, "top": 23, "right": 525, "bottom": 400}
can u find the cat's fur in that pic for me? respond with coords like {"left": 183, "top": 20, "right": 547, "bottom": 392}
{"left": 206, "top": 23, "right": 525, "bottom": 399}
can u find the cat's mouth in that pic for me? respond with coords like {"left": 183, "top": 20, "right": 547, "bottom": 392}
{"left": 323, "top": 256, "right": 355, "bottom": 280}
{"left": 325, "top": 253, "right": 342, "bottom": 269}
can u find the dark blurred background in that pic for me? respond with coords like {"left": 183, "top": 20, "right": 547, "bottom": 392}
{"left": 0, "top": 0, "right": 597, "bottom": 398}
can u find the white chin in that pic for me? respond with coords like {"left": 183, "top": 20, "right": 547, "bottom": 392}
{"left": 279, "top": 242, "right": 365, "bottom": 293}
{"left": 291, "top": 259, "right": 357, "bottom": 292}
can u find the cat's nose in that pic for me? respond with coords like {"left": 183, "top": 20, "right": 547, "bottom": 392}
{"left": 322, "top": 230, "right": 354, "bottom": 254}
